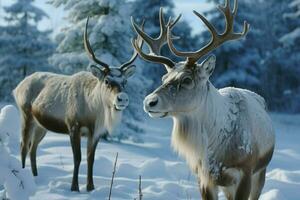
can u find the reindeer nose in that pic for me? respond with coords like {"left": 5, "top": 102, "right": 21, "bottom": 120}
{"left": 117, "top": 96, "right": 122, "bottom": 102}
{"left": 147, "top": 95, "right": 159, "bottom": 108}
{"left": 117, "top": 93, "right": 128, "bottom": 103}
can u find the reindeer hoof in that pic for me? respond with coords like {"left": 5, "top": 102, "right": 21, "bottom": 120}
{"left": 32, "top": 169, "right": 38, "bottom": 176}
{"left": 87, "top": 184, "right": 95, "bottom": 192}
{"left": 71, "top": 184, "right": 79, "bottom": 192}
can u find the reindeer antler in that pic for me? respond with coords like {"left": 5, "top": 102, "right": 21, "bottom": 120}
{"left": 131, "top": 8, "right": 181, "bottom": 71}
{"left": 84, "top": 17, "right": 110, "bottom": 73}
{"left": 119, "top": 20, "right": 145, "bottom": 70}
{"left": 131, "top": 38, "right": 175, "bottom": 69}
{"left": 132, "top": 8, "right": 181, "bottom": 55}
{"left": 167, "top": 0, "right": 250, "bottom": 65}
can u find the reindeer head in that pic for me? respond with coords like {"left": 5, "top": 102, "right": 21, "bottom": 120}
{"left": 84, "top": 17, "right": 143, "bottom": 111}
{"left": 143, "top": 56, "right": 218, "bottom": 118}
{"left": 132, "top": 0, "right": 249, "bottom": 118}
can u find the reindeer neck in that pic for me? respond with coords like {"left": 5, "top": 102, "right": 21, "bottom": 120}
{"left": 171, "top": 82, "right": 229, "bottom": 171}
{"left": 88, "top": 81, "right": 105, "bottom": 115}
{"left": 174, "top": 82, "right": 227, "bottom": 136}
{"left": 91, "top": 81, "right": 122, "bottom": 134}
{"left": 201, "top": 82, "right": 229, "bottom": 135}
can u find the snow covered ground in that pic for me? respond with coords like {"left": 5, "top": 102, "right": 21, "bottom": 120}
{"left": 1, "top": 104, "right": 300, "bottom": 200}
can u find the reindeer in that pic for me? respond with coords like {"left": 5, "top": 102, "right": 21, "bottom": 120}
{"left": 13, "top": 17, "right": 143, "bottom": 192}
{"left": 132, "top": 1, "right": 275, "bottom": 199}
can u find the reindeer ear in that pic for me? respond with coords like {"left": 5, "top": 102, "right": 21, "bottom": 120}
{"left": 123, "top": 65, "right": 136, "bottom": 78}
{"left": 89, "top": 65, "right": 105, "bottom": 79}
{"left": 201, "top": 55, "right": 216, "bottom": 77}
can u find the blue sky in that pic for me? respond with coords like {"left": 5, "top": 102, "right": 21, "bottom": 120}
{"left": 174, "top": 0, "right": 213, "bottom": 34}
{"left": 0, "top": 0, "right": 213, "bottom": 36}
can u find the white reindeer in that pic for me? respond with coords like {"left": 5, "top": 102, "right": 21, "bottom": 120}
{"left": 13, "top": 17, "right": 142, "bottom": 192}
{"left": 132, "top": 1, "right": 275, "bottom": 199}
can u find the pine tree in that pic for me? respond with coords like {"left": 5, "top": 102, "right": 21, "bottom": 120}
{"left": 263, "top": 0, "right": 300, "bottom": 112}
{"left": 0, "top": 0, "right": 54, "bottom": 101}
{"left": 49, "top": 0, "right": 151, "bottom": 141}
{"left": 203, "top": 0, "right": 300, "bottom": 112}
{"left": 244, "top": 0, "right": 292, "bottom": 111}
{"left": 49, "top": 0, "right": 132, "bottom": 73}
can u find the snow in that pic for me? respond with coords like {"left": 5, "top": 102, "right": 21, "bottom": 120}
{"left": 284, "top": 0, "right": 300, "bottom": 20}
{"left": 3, "top": 0, "right": 48, "bottom": 22}
{"left": 0, "top": 105, "right": 36, "bottom": 200}
{"left": 279, "top": 27, "right": 300, "bottom": 47}
{"left": 0, "top": 104, "right": 300, "bottom": 199}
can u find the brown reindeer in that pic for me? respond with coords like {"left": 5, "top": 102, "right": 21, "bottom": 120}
{"left": 132, "top": 1, "right": 275, "bottom": 199}
{"left": 13, "top": 17, "right": 143, "bottom": 192}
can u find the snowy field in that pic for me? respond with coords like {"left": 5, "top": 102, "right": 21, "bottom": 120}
{"left": 1, "top": 104, "right": 300, "bottom": 200}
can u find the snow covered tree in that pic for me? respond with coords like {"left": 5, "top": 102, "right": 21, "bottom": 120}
{"left": 281, "top": 0, "right": 300, "bottom": 112}
{"left": 132, "top": 0, "right": 198, "bottom": 89}
{"left": 49, "top": 0, "right": 152, "bottom": 141}
{"left": 262, "top": 0, "right": 300, "bottom": 112}
{"left": 0, "top": 0, "right": 54, "bottom": 102}
{"left": 202, "top": 0, "right": 300, "bottom": 112}
{"left": 282, "top": 0, "right": 300, "bottom": 48}
{"left": 0, "top": 105, "right": 36, "bottom": 200}
{"left": 49, "top": 0, "right": 128, "bottom": 73}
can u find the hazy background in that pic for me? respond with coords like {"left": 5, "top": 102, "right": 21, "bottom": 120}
{"left": 0, "top": 0, "right": 213, "bottom": 35}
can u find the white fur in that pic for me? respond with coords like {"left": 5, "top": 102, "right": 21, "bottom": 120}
{"left": 171, "top": 83, "right": 275, "bottom": 187}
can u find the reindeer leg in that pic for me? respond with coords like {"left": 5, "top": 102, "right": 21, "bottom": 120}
{"left": 86, "top": 129, "right": 101, "bottom": 191}
{"left": 250, "top": 168, "right": 266, "bottom": 200}
{"left": 69, "top": 124, "right": 81, "bottom": 192}
{"left": 29, "top": 125, "right": 46, "bottom": 176}
{"left": 20, "top": 112, "right": 34, "bottom": 169}
{"left": 234, "top": 170, "right": 251, "bottom": 200}
{"left": 200, "top": 186, "right": 218, "bottom": 200}
{"left": 198, "top": 178, "right": 218, "bottom": 200}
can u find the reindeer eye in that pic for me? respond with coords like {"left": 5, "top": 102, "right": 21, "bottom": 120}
{"left": 181, "top": 77, "right": 194, "bottom": 89}
{"left": 182, "top": 77, "right": 192, "bottom": 85}
{"left": 104, "top": 79, "right": 109, "bottom": 85}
